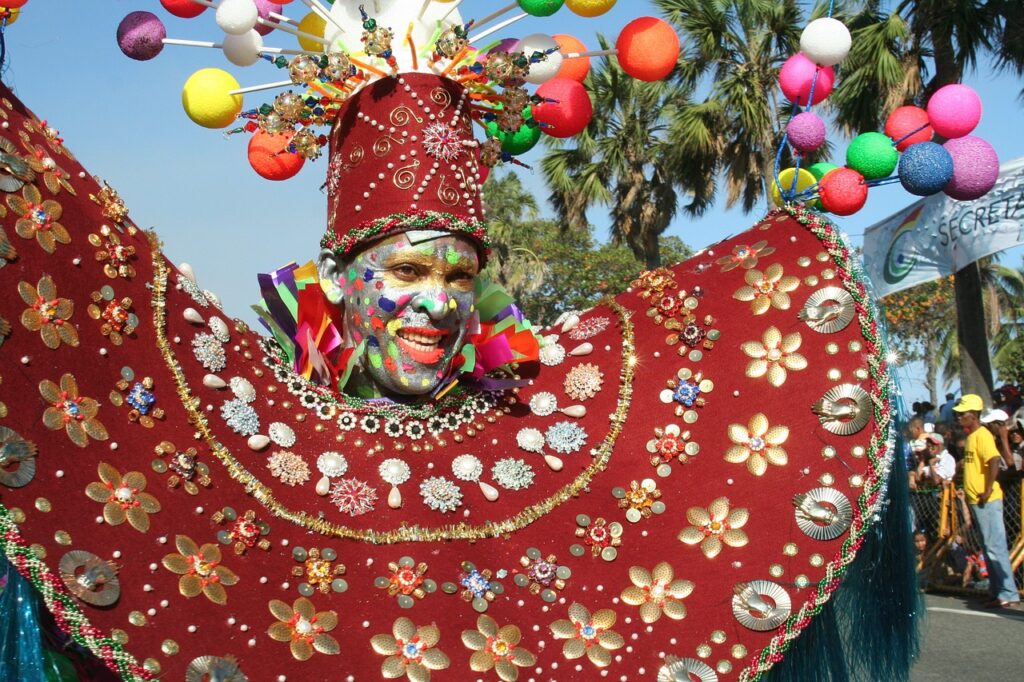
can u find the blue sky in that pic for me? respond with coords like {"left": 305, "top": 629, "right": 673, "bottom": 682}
{"left": 4, "top": 0, "right": 1023, "bottom": 401}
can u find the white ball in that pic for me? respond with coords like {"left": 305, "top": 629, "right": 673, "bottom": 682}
{"left": 800, "top": 17, "right": 851, "bottom": 67}
{"left": 223, "top": 30, "right": 264, "bottom": 67}
{"left": 217, "top": 0, "right": 260, "bottom": 36}
{"left": 517, "top": 33, "right": 563, "bottom": 85}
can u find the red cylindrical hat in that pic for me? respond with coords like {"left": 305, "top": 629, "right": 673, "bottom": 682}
{"left": 320, "top": 72, "right": 488, "bottom": 258}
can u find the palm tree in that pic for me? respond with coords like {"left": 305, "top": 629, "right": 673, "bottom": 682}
{"left": 540, "top": 39, "right": 717, "bottom": 269}
{"left": 480, "top": 172, "right": 545, "bottom": 297}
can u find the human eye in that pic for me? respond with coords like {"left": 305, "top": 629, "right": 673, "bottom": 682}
{"left": 390, "top": 263, "right": 421, "bottom": 282}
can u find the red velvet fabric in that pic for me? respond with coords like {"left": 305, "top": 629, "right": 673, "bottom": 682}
{"left": 0, "top": 83, "right": 889, "bottom": 682}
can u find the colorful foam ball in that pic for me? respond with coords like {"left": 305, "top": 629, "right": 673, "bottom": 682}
{"left": 182, "top": 68, "right": 244, "bottom": 129}
{"left": 117, "top": 11, "right": 166, "bottom": 62}
{"left": 884, "top": 105, "right": 932, "bottom": 151}
{"left": 253, "top": 0, "right": 283, "bottom": 36}
{"left": 897, "top": 141, "right": 954, "bottom": 196}
{"left": 566, "top": 0, "right": 616, "bottom": 17}
{"left": 769, "top": 167, "right": 817, "bottom": 207}
{"left": 295, "top": 11, "right": 326, "bottom": 52}
{"left": 808, "top": 162, "right": 839, "bottom": 209}
{"left": 846, "top": 131, "right": 898, "bottom": 180}
{"left": 617, "top": 17, "right": 679, "bottom": 82}
{"left": 216, "top": 0, "right": 259, "bottom": 35}
{"left": 519, "top": 0, "right": 564, "bottom": 17}
{"left": 553, "top": 34, "right": 590, "bottom": 82}
{"left": 786, "top": 112, "right": 826, "bottom": 153}
{"left": 0, "top": 7, "right": 18, "bottom": 23}
{"left": 518, "top": 33, "right": 563, "bottom": 84}
{"left": 0, "top": 0, "right": 28, "bottom": 8}
{"left": 927, "top": 83, "right": 982, "bottom": 139}
{"left": 799, "top": 17, "right": 851, "bottom": 67}
{"left": 486, "top": 109, "right": 543, "bottom": 155}
{"left": 248, "top": 130, "right": 304, "bottom": 180}
{"left": 778, "top": 53, "right": 834, "bottom": 106}
{"left": 819, "top": 167, "right": 868, "bottom": 215}
{"left": 223, "top": 30, "right": 264, "bottom": 67}
{"left": 943, "top": 135, "right": 999, "bottom": 200}
{"left": 532, "top": 77, "right": 593, "bottom": 138}
{"left": 160, "top": 0, "right": 207, "bottom": 18}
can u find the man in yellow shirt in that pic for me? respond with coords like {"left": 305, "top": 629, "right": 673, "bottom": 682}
{"left": 955, "top": 394, "right": 1020, "bottom": 607}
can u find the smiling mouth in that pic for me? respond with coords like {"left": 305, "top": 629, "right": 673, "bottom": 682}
{"left": 395, "top": 327, "right": 450, "bottom": 364}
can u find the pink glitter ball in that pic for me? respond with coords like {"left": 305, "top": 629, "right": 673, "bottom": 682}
{"left": 943, "top": 135, "right": 999, "bottom": 201}
{"left": 787, "top": 112, "right": 826, "bottom": 153}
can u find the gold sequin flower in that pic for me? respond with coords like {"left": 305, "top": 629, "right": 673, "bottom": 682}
{"left": 371, "top": 617, "right": 450, "bottom": 681}
{"left": 725, "top": 413, "right": 789, "bottom": 476}
{"left": 85, "top": 462, "right": 160, "bottom": 533}
{"left": 39, "top": 373, "right": 108, "bottom": 447}
{"left": 267, "top": 597, "right": 340, "bottom": 661}
{"left": 462, "top": 614, "right": 536, "bottom": 681}
{"left": 88, "top": 224, "right": 136, "bottom": 279}
{"left": 677, "top": 497, "right": 750, "bottom": 558}
{"left": 716, "top": 240, "right": 775, "bottom": 272}
{"left": 161, "top": 535, "right": 239, "bottom": 605}
{"left": 741, "top": 326, "right": 807, "bottom": 387}
{"left": 18, "top": 275, "right": 78, "bottom": 349}
{"left": 732, "top": 264, "right": 800, "bottom": 314}
{"left": 268, "top": 450, "right": 310, "bottom": 486}
{"left": 549, "top": 603, "right": 624, "bottom": 668}
{"left": 8, "top": 184, "right": 69, "bottom": 253}
{"left": 619, "top": 562, "right": 694, "bottom": 623}
{"left": 563, "top": 362, "right": 603, "bottom": 401}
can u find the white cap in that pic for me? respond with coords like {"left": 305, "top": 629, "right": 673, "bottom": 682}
{"left": 981, "top": 408, "right": 1010, "bottom": 424}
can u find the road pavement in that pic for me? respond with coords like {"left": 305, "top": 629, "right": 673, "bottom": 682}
{"left": 912, "top": 592, "right": 1024, "bottom": 681}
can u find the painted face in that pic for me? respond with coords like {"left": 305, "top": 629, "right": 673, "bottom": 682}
{"left": 335, "top": 231, "right": 480, "bottom": 396}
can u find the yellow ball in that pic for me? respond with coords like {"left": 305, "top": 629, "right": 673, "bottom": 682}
{"left": 181, "top": 68, "right": 243, "bottom": 129}
{"left": 770, "top": 167, "right": 817, "bottom": 207}
{"left": 296, "top": 11, "right": 326, "bottom": 53}
{"left": 566, "top": 0, "right": 617, "bottom": 18}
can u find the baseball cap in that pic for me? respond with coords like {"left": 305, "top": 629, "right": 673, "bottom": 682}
{"left": 911, "top": 438, "right": 928, "bottom": 451}
{"left": 924, "top": 432, "right": 944, "bottom": 446}
{"left": 981, "top": 408, "right": 1009, "bottom": 424}
{"left": 953, "top": 394, "right": 984, "bottom": 412}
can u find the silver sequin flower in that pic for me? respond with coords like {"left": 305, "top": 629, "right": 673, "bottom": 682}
{"left": 529, "top": 391, "right": 558, "bottom": 417}
{"left": 545, "top": 421, "right": 588, "bottom": 454}
{"left": 379, "top": 458, "right": 411, "bottom": 486}
{"left": 229, "top": 376, "right": 256, "bottom": 403}
{"left": 220, "top": 398, "right": 259, "bottom": 436}
{"left": 420, "top": 476, "right": 463, "bottom": 513}
{"left": 192, "top": 332, "right": 226, "bottom": 372}
{"left": 492, "top": 458, "right": 535, "bottom": 491}
{"left": 451, "top": 454, "right": 484, "bottom": 482}
{"left": 539, "top": 341, "right": 566, "bottom": 366}
{"left": 516, "top": 427, "right": 545, "bottom": 453}
{"left": 176, "top": 273, "right": 209, "bottom": 307}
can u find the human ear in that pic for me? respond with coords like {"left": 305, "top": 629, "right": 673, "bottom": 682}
{"left": 317, "top": 248, "right": 346, "bottom": 305}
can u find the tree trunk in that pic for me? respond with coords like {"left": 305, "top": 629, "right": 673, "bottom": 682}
{"left": 643, "top": 228, "right": 661, "bottom": 269}
{"left": 926, "top": 9, "right": 994, "bottom": 404}
{"left": 954, "top": 261, "right": 994, "bottom": 402}
{"left": 924, "top": 333, "right": 940, "bottom": 408}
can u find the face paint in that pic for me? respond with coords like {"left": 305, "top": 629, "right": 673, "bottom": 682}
{"left": 337, "top": 232, "right": 480, "bottom": 397}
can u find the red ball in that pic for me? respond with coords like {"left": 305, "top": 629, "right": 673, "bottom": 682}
{"left": 885, "top": 105, "right": 932, "bottom": 151}
{"left": 248, "top": 130, "right": 304, "bottom": 181}
{"left": 532, "top": 77, "right": 593, "bottom": 138}
{"left": 160, "top": 0, "right": 207, "bottom": 19}
{"left": 818, "top": 167, "right": 868, "bottom": 216}
{"left": 616, "top": 17, "right": 679, "bottom": 81}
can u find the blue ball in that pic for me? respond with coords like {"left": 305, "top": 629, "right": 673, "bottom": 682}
{"left": 898, "top": 141, "right": 954, "bottom": 196}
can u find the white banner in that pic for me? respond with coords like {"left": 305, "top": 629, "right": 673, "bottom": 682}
{"left": 862, "top": 156, "right": 1024, "bottom": 298}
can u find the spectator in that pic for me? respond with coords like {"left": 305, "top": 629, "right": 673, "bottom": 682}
{"left": 980, "top": 408, "right": 1016, "bottom": 472}
{"left": 921, "top": 433, "right": 955, "bottom": 486}
{"left": 954, "top": 394, "right": 1021, "bottom": 608}
{"left": 939, "top": 392, "right": 957, "bottom": 424}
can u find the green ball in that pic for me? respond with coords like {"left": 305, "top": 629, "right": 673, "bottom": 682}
{"left": 485, "top": 107, "right": 541, "bottom": 155}
{"left": 846, "top": 132, "right": 899, "bottom": 180}
{"left": 808, "top": 162, "right": 838, "bottom": 181}
{"left": 519, "top": 0, "right": 565, "bottom": 17}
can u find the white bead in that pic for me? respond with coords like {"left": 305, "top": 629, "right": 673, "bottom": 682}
{"left": 160, "top": 599, "right": 169, "bottom": 607}
{"left": 188, "top": 625, "right": 197, "bottom": 633}
{"left": 149, "top": 563, "right": 158, "bottom": 571}
{"left": 19, "top": 356, "right": 29, "bottom": 365}
{"left": 112, "top": 550, "right": 122, "bottom": 559}
{"left": 147, "top": 608, "right": 156, "bottom": 616}
{"left": 72, "top": 257, "right": 81, "bottom": 265}
{"left": 56, "top": 470, "right": 64, "bottom": 478}
{"left": 99, "top": 348, "right": 108, "bottom": 356}
{"left": 109, "top": 442, "right": 118, "bottom": 450}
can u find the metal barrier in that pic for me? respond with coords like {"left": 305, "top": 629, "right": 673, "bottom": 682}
{"left": 914, "top": 478, "right": 1024, "bottom": 596}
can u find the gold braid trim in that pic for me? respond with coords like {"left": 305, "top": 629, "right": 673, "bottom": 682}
{"left": 150, "top": 239, "right": 637, "bottom": 544}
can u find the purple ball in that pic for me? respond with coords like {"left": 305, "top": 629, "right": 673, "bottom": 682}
{"left": 787, "top": 111, "right": 826, "bottom": 152}
{"left": 117, "top": 11, "right": 166, "bottom": 62}
{"left": 943, "top": 135, "right": 999, "bottom": 201}
{"left": 253, "top": 0, "right": 284, "bottom": 37}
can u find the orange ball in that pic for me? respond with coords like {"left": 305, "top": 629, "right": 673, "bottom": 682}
{"left": 553, "top": 34, "right": 590, "bottom": 82}
{"left": 616, "top": 17, "right": 679, "bottom": 82}
{"left": 248, "top": 130, "right": 304, "bottom": 181}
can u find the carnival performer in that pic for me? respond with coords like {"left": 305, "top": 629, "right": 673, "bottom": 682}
{"left": 0, "top": 2, "right": 925, "bottom": 681}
